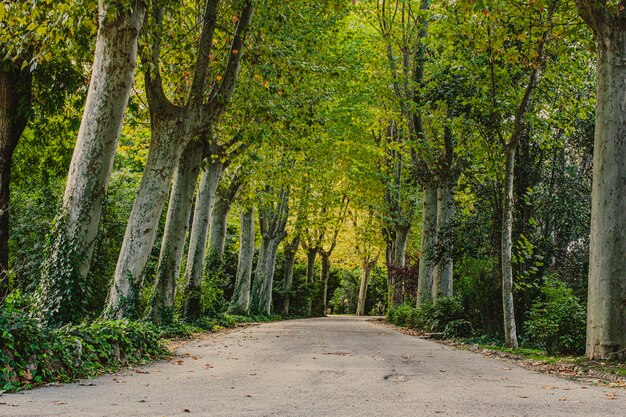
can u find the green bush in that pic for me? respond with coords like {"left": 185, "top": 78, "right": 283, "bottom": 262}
{"left": 444, "top": 319, "right": 474, "bottom": 339}
{"left": 1, "top": 305, "right": 167, "bottom": 392}
{"left": 387, "top": 297, "right": 466, "bottom": 333}
{"left": 525, "top": 280, "right": 586, "bottom": 355}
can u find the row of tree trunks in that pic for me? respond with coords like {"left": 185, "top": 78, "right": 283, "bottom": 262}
{"left": 281, "top": 235, "right": 300, "bottom": 315}
{"left": 149, "top": 140, "right": 203, "bottom": 324}
{"left": 0, "top": 62, "right": 31, "bottom": 301}
{"left": 104, "top": 0, "right": 253, "bottom": 319}
{"left": 183, "top": 158, "right": 223, "bottom": 319}
{"left": 230, "top": 207, "right": 255, "bottom": 314}
{"left": 249, "top": 187, "right": 289, "bottom": 315}
{"left": 37, "top": 1, "right": 146, "bottom": 324}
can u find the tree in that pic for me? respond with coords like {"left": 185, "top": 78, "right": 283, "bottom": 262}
{"left": 230, "top": 206, "right": 255, "bottom": 314}
{"left": 575, "top": 0, "right": 626, "bottom": 360}
{"left": 37, "top": 0, "right": 147, "bottom": 324}
{"left": 105, "top": 0, "right": 253, "bottom": 319}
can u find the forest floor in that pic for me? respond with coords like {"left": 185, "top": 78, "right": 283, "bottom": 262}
{"left": 2, "top": 316, "right": 625, "bottom": 416}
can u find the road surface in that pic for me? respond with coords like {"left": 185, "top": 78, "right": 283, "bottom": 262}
{"left": 2, "top": 316, "right": 624, "bottom": 416}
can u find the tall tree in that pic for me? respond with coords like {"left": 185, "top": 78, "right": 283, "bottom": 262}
{"left": 105, "top": 0, "right": 253, "bottom": 319}
{"left": 37, "top": 0, "right": 147, "bottom": 324}
{"left": 230, "top": 206, "right": 256, "bottom": 314}
{"left": 575, "top": 0, "right": 626, "bottom": 360}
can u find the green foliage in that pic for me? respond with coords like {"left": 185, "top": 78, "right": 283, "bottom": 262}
{"left": 388, "top": 297, "right": 466, "bottom": 334}
{"left": 525, "top": 280, "right": 586, "bottom": 355}
{"left": 0, "top": 299, "right": 167, "bottom": 392}
{"left": 444, "top": 319, "right": 474, "bottom": 339}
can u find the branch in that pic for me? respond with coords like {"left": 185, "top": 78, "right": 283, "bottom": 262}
{"left": 188, "top": 0, "right": 220, "bottom": 106}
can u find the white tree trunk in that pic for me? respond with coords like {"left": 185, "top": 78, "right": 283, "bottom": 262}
{"left": 207, "top": 193, "right": 232, "bottom": 260}
{"left": 250, "top": 238, "right": 275, "bottom": 315}
{"left": 501, "top": 147, "right": 519, "bottom": 349}
{"left": 320, "top": 253, "right": 331, "bottom": 315}
{"left": 37, "top": 1, "right": 146, "bottom": 324}
{"left": 182, "top": 159, "right": 222, "bottom": 318}
{"left": 585, "top": 28, "right": 626, "bottom": 359}
{"left": 105, "top": 120, "right": 186, "bottom": 319}
{"left": 434, "top": 184, "right": 454, "bottom": 298}
{"left": 230, "top": 207, "right": 255, "bottom": 314}
{"left": 417, "top": 183, "right": 437, "bottom": 306}
{"left": 356, "top": 264, "right": 372, "bottom": 316}
{"left": 149, "top": 140, "right": 202, "bottom": 324}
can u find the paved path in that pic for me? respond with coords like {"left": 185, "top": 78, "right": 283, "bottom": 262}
{"left": 2, "top": 316, "right": 625, "bottom": 416}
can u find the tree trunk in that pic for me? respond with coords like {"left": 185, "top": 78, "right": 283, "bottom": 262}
{"left": 416, "top": 183, "right": 437, "bottom": 306}
{"left": 105, "top": 119, "right": 186, "bottom": 319}
{"left": 434, "top": 183, "right": 454, "bottom": 298}
{"left": 584, "top": 26, "right": 626, "bottom": 359}
{"left": 37, "top": 1, "right": 146, "bottom": 324}
{"left": 356, "top": 264, "right": 372, "bottom": 316}
{"left": 207, "top": 193, "right": 232, "bottom": 260}
{"left": 230, "top": 207, "right": 255, "bottom": 314}
{"left": 250, "top": 238, "right": 280, "bottom": 315}
{"left": 0, "top": 64, "right": 31, "bottom": 301}
{"left": 149, "top": 140, "right": 202, "bottom": 324}
{"left": 182, "top": 159, "right": 223, "bottom": 319}
{"left": 501, "top": 146, "right": 519, "bottom": 349}
{"left": 305, "top": 248, "right": 316, "bottom": 315}
{"left": 319, "top": 252, "right": 331, "bottom": 315}
{"left": 391, "top": 225, "right": 409, "bottom": 305}
{"left": 282, "top": 236, "right": 299, "bottom": 315}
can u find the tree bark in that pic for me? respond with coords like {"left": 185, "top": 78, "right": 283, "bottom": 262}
{"left": 149, "top": 139, "right": 203, "bottom": 324}
{"left": 577, "top": 13, "right": 626, "bottom": 359}
{"left": 391, "top": 224, "right": 410, "bottom": 305}
{"left": 501, "top": 146, "right": 519, "bottom": 349}
{"left": 105, "top": 118, "right": 186, "bottom": 319}
{"left": 0, "top": 63, "right": 31, "bottom": 301}
{"left": 416, "top": 183, "right": 437, "bottom": 306}
{"left": 282, "top": 235, "right": 300, "bottom": 315}
{"left": 183, "top": 159, "right": 223, "bottom": 318}
{"left": 356, "top": 263, "right": 373, "bottom": 316}
{"left": 249, "top": 187, "right": 289, "bottom": 315}
{"left": 319, "top": 252, "right": 331, "bottom": 315}
{"left": 305, "top": 248, "right": 317, "bottom": 315}
{"left": 433, "top": 183, "right": 454, "bottom": 298}
{"left": 230, "top": 207, "right": 255, "bottom": 314}
{"left": 37, "top": 1, "right": 146, "bottom": 324}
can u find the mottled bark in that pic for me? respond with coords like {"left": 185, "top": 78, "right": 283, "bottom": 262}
{"left": 207, "top": 171, "right": 242, "bottom": 261}
{"left": 250, "top": 187, "right": 289, "bottom": 315}
{"left": 416, "top": 183, "right": 437, "bottom": 306}
{"left": 183, "top": 159, "right": 223, "bottom": 318}
{"left": 106, "top": 119, "right": 187, "bottom": 319}
{"left": 433, "top": 184, "right": 454, "bottom": 298}
{"left": 38, "top": 1, "right": 145, "bottom": 324}
{"left": 0, "top": 63, "right": 31, "bottom": 301}
{"left": 149, "top": 140, "right": 203, "bottom": 324}
{"left": 357, "top": 260, "right": 376, "bottom": 316}
{"left": 501, "top": 147, "right": 519, "bottom": 349}
{"left": 391, "top": 225, "right": 409, "bottom": 305}
{"left": 230, "top": 207, "right": 255, "bottom": 314}
{"left": 574, "top": 5, "right": 626, "bottom": 359}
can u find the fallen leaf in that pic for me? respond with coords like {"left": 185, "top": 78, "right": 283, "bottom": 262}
{"left": 558, "top": 397, "right": 567, "bottom": 401}
{"left": 543, "top": 386, "right": 558, "bottom": 390}
{"left": 183, "top": 409, "right": 191, "bottom": 413}
{"left": 52, "top": 401, "right": 67, "bottom": 405}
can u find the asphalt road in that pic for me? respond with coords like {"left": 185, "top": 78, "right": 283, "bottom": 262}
{"left": 2, "top": 316, "right": 624, "bottom": 416}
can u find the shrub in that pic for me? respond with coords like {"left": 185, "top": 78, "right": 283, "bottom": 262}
{"left": 525, "top": 280, "right": 586, "bottom": 355}
{"left": 444, "top": 319, "right": 474, "bottom": 339}
{"left": 387, "top": 297, "right": 466, "bottom": 333}
{"left": 1, "top": 306, "right": 167, "bottom": 392}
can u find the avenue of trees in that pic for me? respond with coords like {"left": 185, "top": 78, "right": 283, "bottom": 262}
{"left": 0, "top": 0, "right": 624, "bottom": 361}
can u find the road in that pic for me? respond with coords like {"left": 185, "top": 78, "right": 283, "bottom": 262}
{"left": 2, "top": 316, "right": 624, "bottom": 416}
